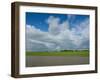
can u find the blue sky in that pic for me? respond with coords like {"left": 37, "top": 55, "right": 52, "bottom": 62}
{"left": 26, "top": 12, "right": 89, "bottom": 32}
{"left": 26, "top": 12, "right": 90, "bottom": 51}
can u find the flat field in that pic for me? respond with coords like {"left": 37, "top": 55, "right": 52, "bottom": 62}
{"left": 26, "top": 50, "right": 89, "bottom": 67}
{"left": 26, "top": 50, "right": 89, "bottom": 57}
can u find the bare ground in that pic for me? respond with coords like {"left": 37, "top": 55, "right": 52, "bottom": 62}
{"left": 26, "top": 56, "right": 89, "bottom": 67}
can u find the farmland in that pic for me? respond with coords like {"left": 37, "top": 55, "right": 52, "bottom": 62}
{"left": 26, "top": 50, "right": 89, "bottom": 67}
{"left": 26, "top": 50, "right": 89, "bottom": 57}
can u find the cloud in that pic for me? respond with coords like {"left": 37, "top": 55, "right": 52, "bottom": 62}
{"left": 46, "top": 16, "right": 61, "bottom": 35}
{"left": 26, "top": 16, "right": 89, "bottom": 52}
{"left": 67, "top": 14, "right": 76, "bottom": 21}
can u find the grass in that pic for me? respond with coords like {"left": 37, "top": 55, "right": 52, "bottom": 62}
{"left": 26, "top": 50, "right": 89, "bottom": 57}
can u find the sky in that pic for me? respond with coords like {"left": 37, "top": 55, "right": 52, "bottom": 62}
{"left": 25, "top": 12, "right": 90, "bottom": 52}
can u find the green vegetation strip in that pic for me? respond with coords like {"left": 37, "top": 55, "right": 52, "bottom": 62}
{"left": 26, "top": 50, "right": 89, "bottom": 57}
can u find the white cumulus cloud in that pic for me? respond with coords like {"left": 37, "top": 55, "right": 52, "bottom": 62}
{"left": 26, "top": 16, "right": 89, "bottom": 52}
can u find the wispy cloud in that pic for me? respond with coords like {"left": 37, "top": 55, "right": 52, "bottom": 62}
{"left": 26, "top": 16, "right": 89, "bottom": 52}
